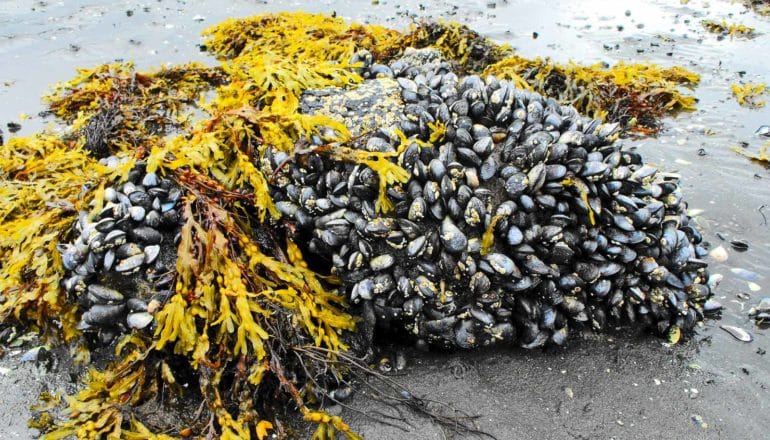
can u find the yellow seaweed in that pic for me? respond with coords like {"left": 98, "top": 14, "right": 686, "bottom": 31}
{"left": 562, "top": 177, "right": 596, "bottom": 225}
{"left": 484, "top": 56, "right": 699, "bottom": 132}
{"left": 0, "top": 134, "right": 119, "bottom": 341}
{"left": 701, "top": 20, "right": 757, "bottom": 38}
{"left": 730, "top": 83, "right": 768, "bottom": 108}
{"left": 731, "top": 143, "right": 770, "bottom": 164}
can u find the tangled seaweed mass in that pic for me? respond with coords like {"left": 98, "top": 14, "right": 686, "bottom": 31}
{"left": 0, "top": 12, "right": 713, "bottom": 439}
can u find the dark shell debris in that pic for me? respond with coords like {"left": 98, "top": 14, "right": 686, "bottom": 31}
{"left": 59, "top": 48, "right": 716, "bottom": 350}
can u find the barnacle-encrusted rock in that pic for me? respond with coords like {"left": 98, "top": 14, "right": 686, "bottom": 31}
{"left": 398, "top": 47, "right": 443, "bottom": 68}
{"left": 301, "top": 77, "right": 404, "bottom": 137}
{"left": 268, "top": 49, "right": 713, "bottom": 349}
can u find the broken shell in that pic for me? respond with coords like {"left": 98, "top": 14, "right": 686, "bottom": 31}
{"left": 720, "top": 325, "right": 752, "bottom": 342}
{"left": 127, "top": 312, "right": 154, "bottom": 329}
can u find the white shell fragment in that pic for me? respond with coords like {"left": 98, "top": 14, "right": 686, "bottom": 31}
{"left": 720, "top": 325, "right": 752, "bottom": 342}
{"left": 127, "top": 312, "right": 154, "bottom": 329}
{"left": 708, "top": 245, "right": 728, "bottom": 263}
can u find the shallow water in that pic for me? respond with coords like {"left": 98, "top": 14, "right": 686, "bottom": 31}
{"left": 1, "top": 0, "right": 769, "bottom": 438}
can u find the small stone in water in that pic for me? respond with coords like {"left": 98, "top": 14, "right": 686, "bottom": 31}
{"left": 703, "top": 299, "right": 722, "bottom": 313}
{"left": 708, "top": 273, "right": 723, "bottom": 289}
{"left": 748, "top": 282, "right": 761, "bottom": 292}
{"left": 708, "top": 245, "right": 728, "bottom": 262}
{"left": 691, "top": 414, "right": 708, "bottom": 429}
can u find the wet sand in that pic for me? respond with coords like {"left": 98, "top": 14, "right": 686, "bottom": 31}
{"left": 1, "top": 0, "right": 768, "bottom": 438}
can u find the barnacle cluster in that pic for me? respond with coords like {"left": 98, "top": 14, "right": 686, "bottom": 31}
{"left": 269, "top": 47, "right": 713, "bottom": 353}
{"left": 0, "top": 12, "right": 713, "bottom": 439}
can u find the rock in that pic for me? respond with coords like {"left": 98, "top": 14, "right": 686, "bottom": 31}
{"left": 301, "top": 77, "right": 404, "bottom": 137}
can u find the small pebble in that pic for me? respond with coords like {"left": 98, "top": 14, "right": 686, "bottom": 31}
{"left": 703, "top": 299, "right": 722, "bottom": 313}
{"left": 707, "top": 273, "right": 723, "bottom": 289}
{"left": 708, "top": 245, "right": 728, "bottom": 262}
{"left": 691, "top": 414, "right": 708, "bottom": 429}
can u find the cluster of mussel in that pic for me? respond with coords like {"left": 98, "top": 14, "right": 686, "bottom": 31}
{"left": 57, "top": 157, "right": 180, "bottom": 342}
{"left": 267, "top": 49, "right": 713, "bottom": 349}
